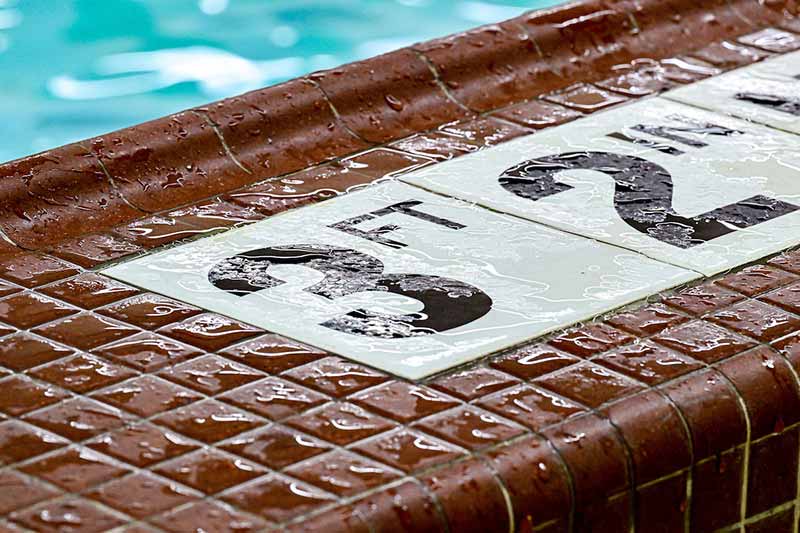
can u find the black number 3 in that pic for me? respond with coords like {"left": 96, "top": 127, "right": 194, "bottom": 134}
{"left": 208, "top": 245, "right": 492, "bottom": 338}
{"left": 499, "top": 151, "right": 799, "bottom": 249}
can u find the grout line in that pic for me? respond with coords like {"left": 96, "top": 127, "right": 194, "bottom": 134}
{"left": 192, "top": 110, "right": 253, "bottom": 176}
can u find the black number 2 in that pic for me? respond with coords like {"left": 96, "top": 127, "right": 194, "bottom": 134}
{"left": 208, "top": 245, "right": 492, "bottom": 338}
{"left": 499, "top": 151, "right": 799, "bottom": 249}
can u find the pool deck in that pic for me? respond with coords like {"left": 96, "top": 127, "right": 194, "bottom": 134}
{"left": 3, "top": 1, "right": 800, "bottom": 532}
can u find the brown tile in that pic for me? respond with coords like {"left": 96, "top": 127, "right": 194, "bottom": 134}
{"left": 51, "top": 232, "right": 143, "bottom": 268}
{"left": 761, "top": 281, "right": 800, "bottom": 315}
{"left": 94, "top": 331, "right": 203, "bottom": 372}
{"left": 0, "top": 279, "right": 20, "bottom": 298}
{"left": 0, "top": 421, "right": 68, "bottom": 464}
{"left": 429, "top": 366, "right": 518, "bottom": 400}
{"left": 0, "top": 333, "right": 74, "bottom": 371}
{"left": 155, "top": 448, "right": 266, "bottom": 494}
{"left": 717, "top": 265, "right": 797, "bottom": 297}
{"left": 746, "top": 507, "right": 795, "bottom": 532}
{"left": 30, "top": 353, "right": 136, "bottom": 393}
{"left": 636, "top": 473, "right": 688, "bottom": 533}
{"left": 717, "top": 347, "right": 800, "bottom": 439}
{"left": 662, "top": 369, "right": 747, "bottom": 458}
{"left": 490, "top": 345, "right": 578, "bottom": 381}
{"left": 574, "top": 495, "right": 631, "bottom": 533}
{"left": 286, "top": 449, "right": 399, "bottom": 497}
{"left": 91, "top": 375, "right": 202, "bottom": 417}
{"left": 220, "top": 424, "right": 331, "bottom": 469}
{"left": 159, "top": 313, "right": 262, "bottom": 351}
{"left": 341, "top": 148, "right": 434, "bottom": 178}
{"left": 691, "top": 449, "right": 744, "bottom": 531}
{"left": 282, "top": 356, "right": 388, "bottom": 397}
{"left": 219, "top": 376, "right": 328, "bottom": 420}
{"left": 282, "top": 504, "right": 371, "bottom": 533}
{"left": 413, "top": 406, "right": 524, "bottom": 450}
{"left": 491, "top": 99, "right": 581, "bottom": 130}
{"left": 0, "top": 375, "right": 68, "bottom": 416}
{"left": 351, "top": 382, "right": 459, "bottom": 423}
{"left": 99, "top": 293, "right": 202, "bottom": 329}
{"left": 23, "top": 397, "right": 132, "bottom": 441}
{"left": 691, "top": 40, "right": 771, "bottom": 69}
{"left": 113, "top": 216, "right": 204, "bottom": 249}
{"left": 747, "top": 429, "right": 799, "bottom": 516}
{"left": 352, "top": 480, "right": 448, "bottom": 532}
{"left": 222, "top": 473, "right": 335, "bottom": 523}
{"left": 153, "top": 399, "right": 261, "bottom": 443}
{"left": 595, "top": 61, "right": 676, "bottom": 96}
{"left": 769, "top": 248, "right": 800, "bottom": 274}
{"left": 605, "top": 304, "right": 688, "bottom": 337}
{"left": 0, "top": 471, "right": 59, "bottom": 515}
{"left": 652, "top": 320, "right": 756, "bottom": 363}
{"left": 602, "top": 391, "right": 691, "bottom": 484}
{"left": 0, "top": 292, "right": 77, "bottom": 329}
{"left": 40, "top": 273, "right": 140, "bottom": 309}
{"left": 710, "top": 300, "right": 800, "bottom": 342}
{"left": 548, "top": 323, "right": 633, "bottom": 357}
{"left": 659, "top": 56, "right": 721, "bottom": 83}
{"left": 662, "top": 283, "right": 744, "bottom": 316}
{"left": 543, "top": 414, "right": 629, "bottom": 506}
{"left": 10, "top": 498, "right": 125, "bottom": 533}
{"left": 151, "top": 500, "right": 266, "bottom": 533}
{"left": 32, "top": 313, "right": 138, "bottom": 350}
{"left": 218, "top": 334, "right": 326, "bottom": 374}
{"left": 543, "top": 83, "right": 628, "bottom": 113}
{"left": 158, "top": 354, "right": 263, "bottom": 395}
{"left": 0, "top": 253, "right": 79, "bottom": 288}
{"left": 88, "top": 472, "right": 199, "bottom": 519}
{"left": 738, "top": 28, "right": 800, "bottom": 53}
{"left": 166, "top": 199, "right": 264, "bottom": 229}
{"left": 440, "top": 116, "right": 531, "bottom": 146}
{"left": 534, "top": 363, "right": 644, "bottom": 408}
{"left": 354, "top": 429, "right": 464, "bottom": 473}
{"left": 20, "top": 447, "right": 129, "bottom": 491}
{"left": 389, "top": 131, "right": 482, "bottom": 161}
{"left": 595, "top": 340, "right": 703, "bottom": 385}
{"left": 476, "top": 384, "right": 585, "bottom": 431}
{"left": 419, "top": 457, "right": 511, "bottom": 533}
{"left": 286, "top": 402, "right": 396, "bottom": 445}
{"left": 88, "top": 422, "right": 197, "bottom": 467}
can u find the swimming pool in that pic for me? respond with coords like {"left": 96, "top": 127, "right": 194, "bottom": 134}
{"left": 0, "top": 0, "right": 563, "bottom": 164}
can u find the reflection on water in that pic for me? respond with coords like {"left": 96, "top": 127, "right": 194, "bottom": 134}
{"left": 0, "top": 0, "right": 562, "bottom": 163}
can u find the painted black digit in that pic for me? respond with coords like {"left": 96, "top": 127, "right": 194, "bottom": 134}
{"left": 499, "top": 151, "right": 799, "bottom": 249}
{"left": 208, "top": 244, "right": 492, "bottom": 338}
{"left": 606, "top": 115, "right": 743, "bottom": 156}
{"left": 735, "top": 92, "right": 800, "bottom": 117}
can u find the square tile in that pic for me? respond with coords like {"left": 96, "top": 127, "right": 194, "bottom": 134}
{"left": 103, "top": 181, "right": 695, "bottom": 379}
{"left": 403, "top": 98, "right": 800, "bottom": 276}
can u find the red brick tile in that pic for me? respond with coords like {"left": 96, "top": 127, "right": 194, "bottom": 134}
{"left": 218, "top": 334, "right": 325, "bottom": 374}
{"left": 51, "top": 232, "right": 143, "bottom": 268}
{"left": 30, "top": 354, "right": 136, "bottom": 393}
{"left": 490, "top": 345, "right": 578, "bottom": 381}
{"left": 10, "top": 498, "right": 125, "bottom": 533}
{"left": 491, "top": 99, "right": 581, "bottom": 130}
{"left": 761, "top": 281, "right": 800, "bottom": 315}
{"left": 282, "top": 356, "right": 388, "bottom": 397}
{"left": 352, "top": 480, "right": 448, "bottom": 532}
{"left": 548, "top": 323, "right": 633, "bottom": 357}
{"left": 99, "top": 293, "right": 202, "bottom": 329}
{"left": 286, "top": 402, "right": 396, "bottom": 445}
{"left": 159, "top": 354, "right": 263, "bottom": 395}
{"left": 20, "top": 447, "right": 129, "bottom": 491}
{"left": 282, "top": 504, "right": 371, "bottom": 533}
{"left": 691, "top": 449, "right": 744, "bottom": 531}
{"left": 662, "top": 283, "right": 744, "bottom": 316}
{"left": 717, "top": 265, "right": 797, "bottom": 297}
{"left": 534, "top": 363, "right": 644, "bottom": 408}
{"left": 746, "top": 507, "right": 795, "bottom": 532}
{"left": 477, "top": 384, "right": 585, "bottom": 431}
{"left": 653, "top": 320, "right": 756, "bottom": 363}
{"left": 595, "top": 340, "right": 703, "bottom": 385}
{"left": 166, "top": 199, "right": 263, "bottom": 229}
{"left": 354, "top": 429, "right": 465, "bottom": 473}
{"left": 710, "top": 300, "right": 800, "bottom": 342}
{"left": 87, "top": 422, "right": 197, "bottom": 468}
{"left": 635, "top": 473, "right": 688, "bottom": 533}
{"left": 0, "top": 421, "right": 68, "bottom": 464}
{"left": 429, "top": 366, "right": 518, "bottom": 400}
{"left": 0, "top": 471, "right": 59, "bottom": 515}
{"left": 574, "top": 495, "right": 631, "bottom": 533}
{"left": 153, "top": 400, "right": 261, "bottom": 443}
{"left": 155, "top": 449, "right": 266, "bottom": 494}
{"left": 595, "top": 61, "right": 676, "bottom": 96}
{"left": 222, "top": 474, "right": 335, "bottom": 523}
{"left": 0, "top": 375, "right": 69, "bottom": 416}
{"left": 88, "top": 472, "right": 200, "bottom": 519}
{"left": 159, "top": 313, "right": 262, "bottom": 351}
{"left": 219, "top": 376, "right": 328, "bottom": 420}
{"left": 769, "top": 248, "right": 800, "bottom": 274}
{"left": 94, "top": 331, "right": 203, "bottom": 372}
{"left": 285, "top": 449, "right": 400, "bottom": 497}
{"left": 23, "top": 397, "right": 132, "bottom": 441}
{"left": 414, "top": 406, "right": 524, "bottom": 450}
{"left": 342, "top": 148, "right": 434, "bottom": 179}
{"left": 91, "top": 375, "right": 202, "bottom": 417}
{"left": 221, "top": 424, "right": 330, "bottom": 469}
{"left": 32, "top": 313, "right": 138, "bottom": 350}
{"left": 738, "top": 28, "right": 800, "bottom": 53}
{"left": 151, "top": 500, "right": 266, "bottom": 533}
{"left": 441, "top": 116, "right": 531, "bottom": 146}
{"left": 605, "top": 304, "right": 689, "bottom": 337}
{"left": 113, "top": 216, "right": 203, "bottom": 249}
{"left": 40, "top": 273, "right": 139, "bottom": 309}
{"left": 747, "top": 429, "right": 799, "bottom": 516}
{"left": 543, "top": 83, "right": 628, "bottom": 113}
{"left": 0, "top": 292, "right": 77, "bottom": 329}
{"left": 351, "top": 382, "right": 459, "bottom": 423}
{"left": 690, "top": 40, "right": 771, "bottom": 69}
{"left": 660, "top": 56, "right": 721, "bottom": 83}
{"left": 390, "top": 132, "right": 483, "bottom": 161}
{"left": 0, "top": 333, "right": 74, "bottom": 371}
{"left": 0, "top": 254, "right": 80, "bottom": 288}
{"left": 0, "top": 279, "right": 20, "bottom": 298}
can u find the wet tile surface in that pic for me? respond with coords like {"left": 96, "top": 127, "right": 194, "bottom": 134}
{"left": 103, "top": 181, "right": 695, "bottom": 378}
{"left": 403, "top": 97, "right": 800, "bottom": 276}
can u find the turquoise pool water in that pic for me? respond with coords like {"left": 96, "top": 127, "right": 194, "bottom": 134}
{"left": 1, "top": 0, "right": 563, "bottom": 164}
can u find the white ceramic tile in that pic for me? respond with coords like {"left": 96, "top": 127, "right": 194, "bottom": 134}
{"left": 102, "top": 181, "right": 696, "bottom": 379}
{"left": 665, "top": 50, "right": 800, "bottom": 135}
{"left": 403, "top": 97, "right": 800, "bottom": 276}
